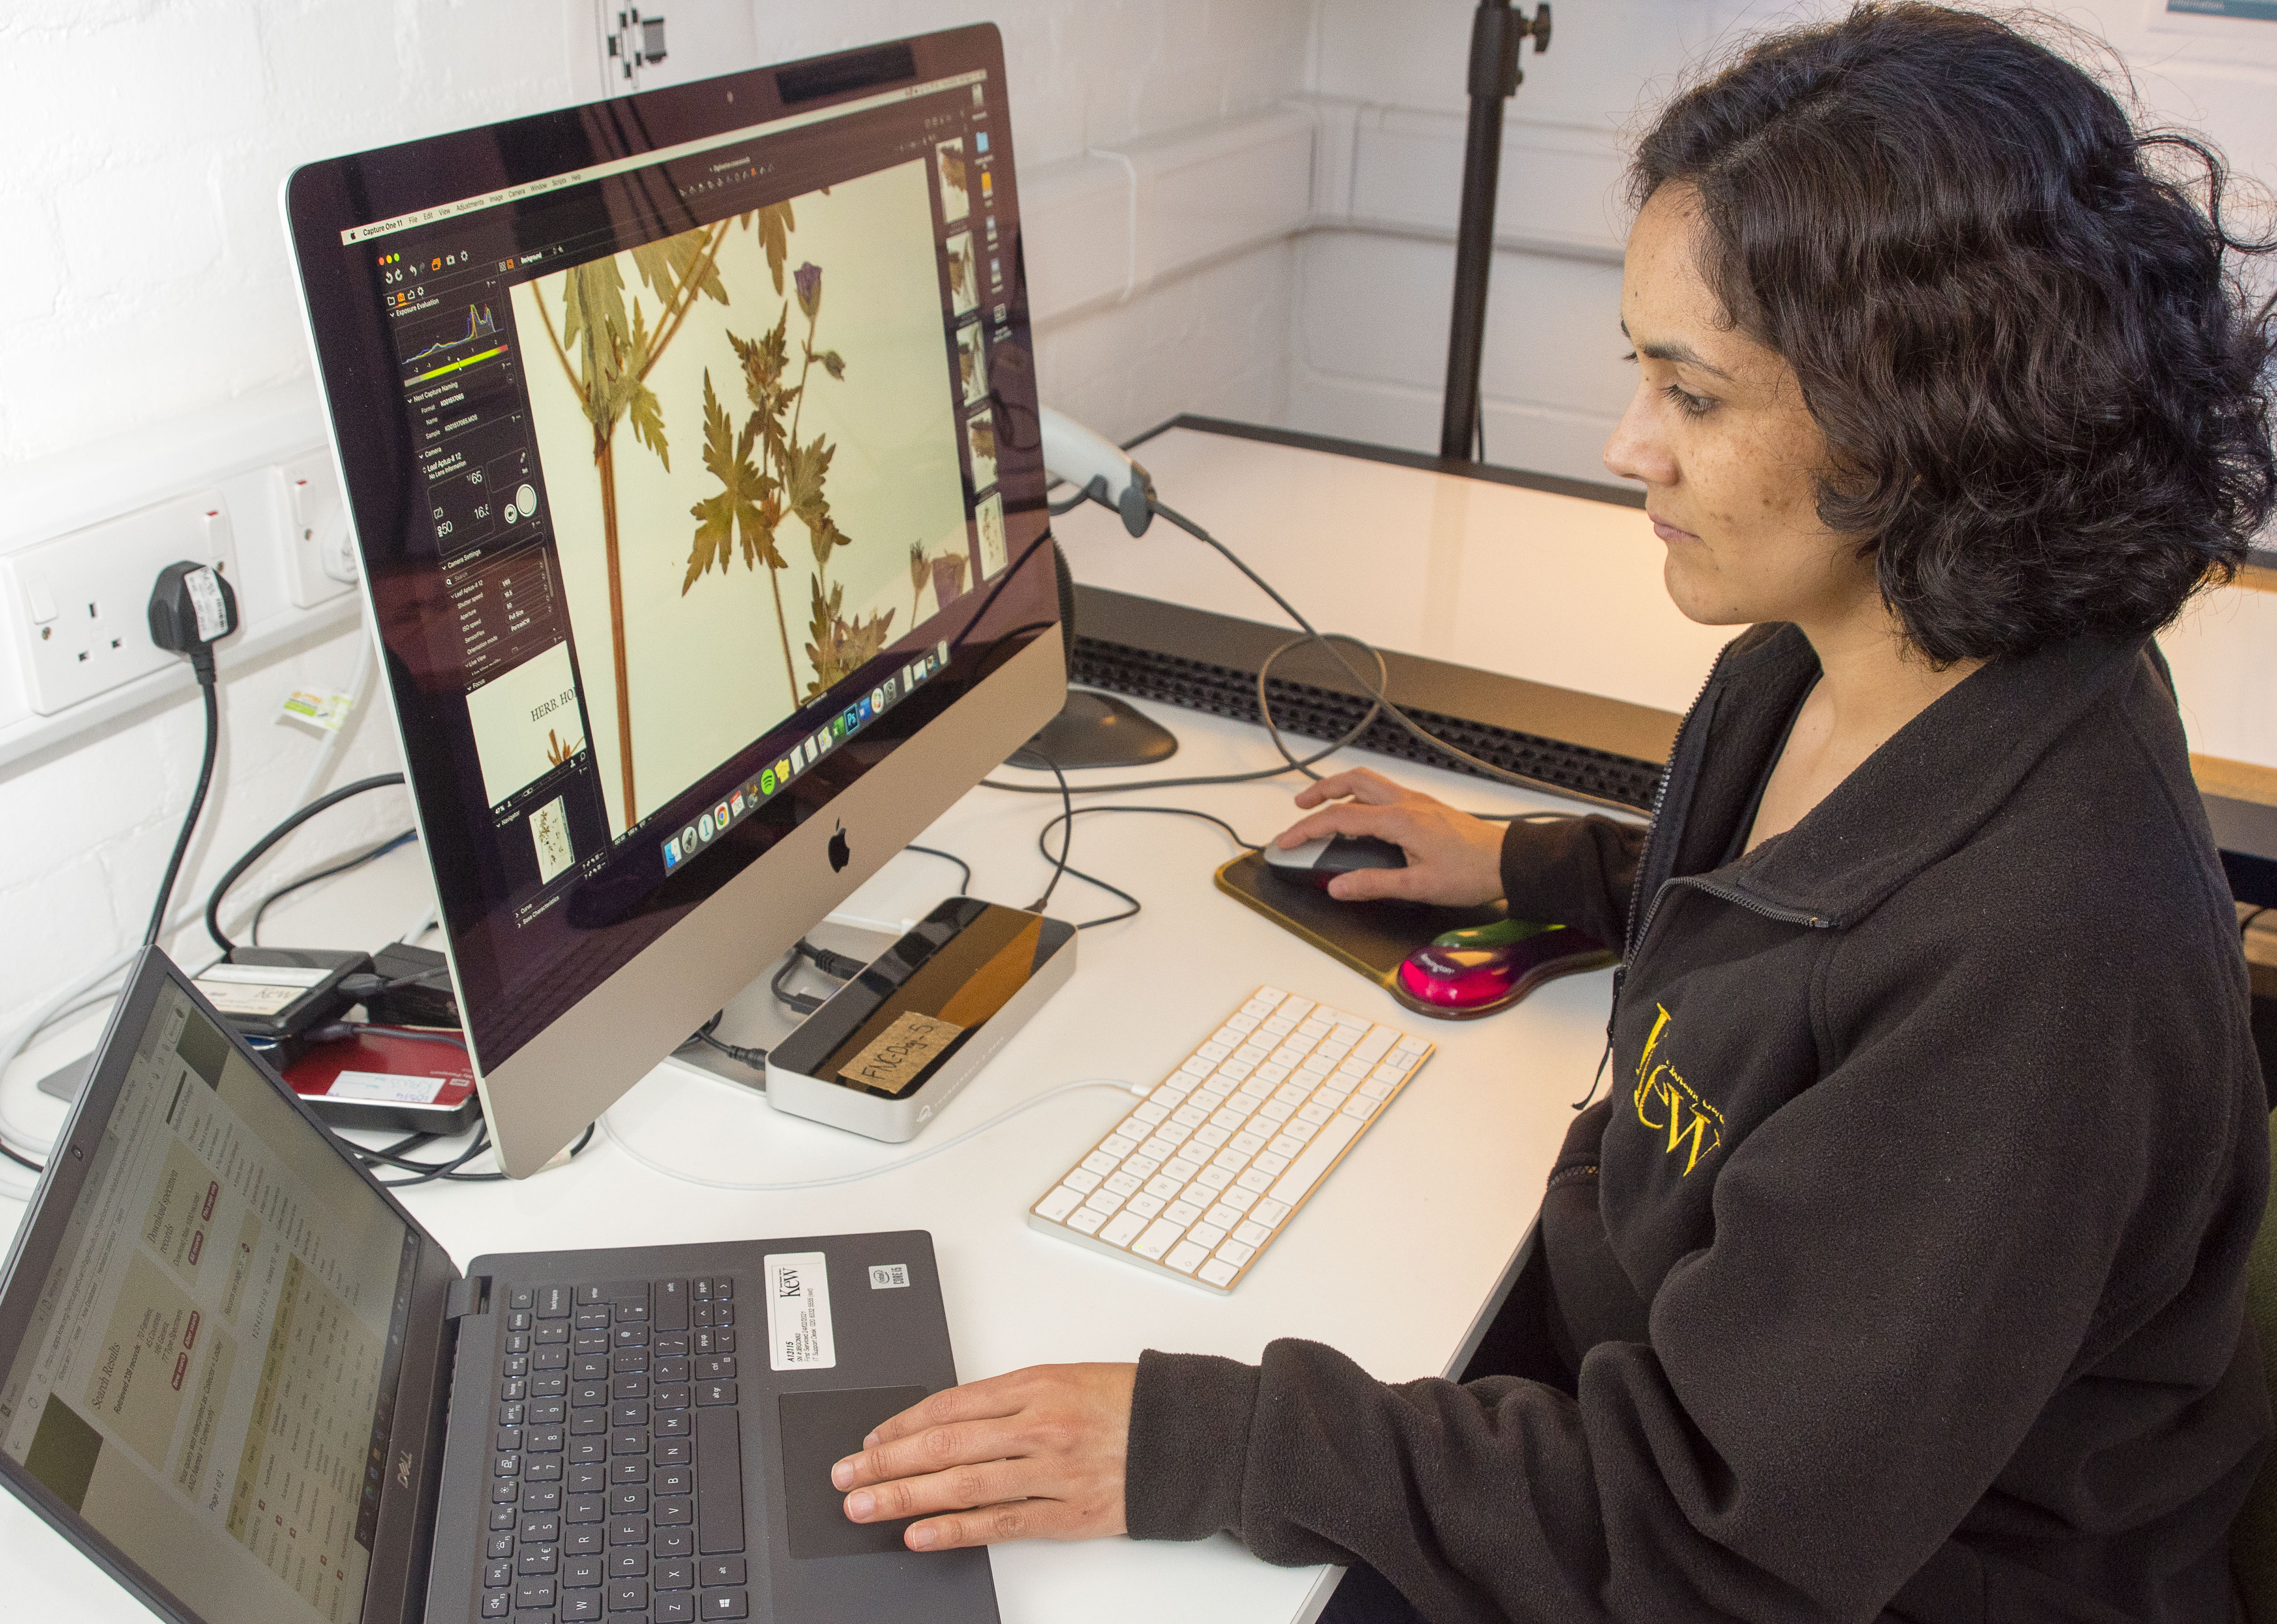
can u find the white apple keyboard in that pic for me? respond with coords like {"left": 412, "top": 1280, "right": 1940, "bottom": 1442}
{"left": 1027, "top": 986, "right": 1434, "bottom": 1291}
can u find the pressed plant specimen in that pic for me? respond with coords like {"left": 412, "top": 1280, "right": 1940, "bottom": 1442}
{"left": 533, "top": 209, "right": 790, "bottom": 827}
{"left": 687, "top": 243, "right": 894, "bottom": 706}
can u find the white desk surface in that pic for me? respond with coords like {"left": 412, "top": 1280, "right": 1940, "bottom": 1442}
{"left": 0, "top": 434, "right": 1667, "bottom": 1624}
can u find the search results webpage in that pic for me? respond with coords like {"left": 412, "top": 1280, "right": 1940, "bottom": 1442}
{"left": 0, "top": 986, "right": 415, "bottom": 1624}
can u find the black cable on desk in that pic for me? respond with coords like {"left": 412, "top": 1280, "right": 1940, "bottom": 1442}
{"left": 360, "top": 1121, "right": 596, "bottom": 1186}
{"left": 1027, "top": 751, "right": 1078, "bottom": 914}
{"left": 1038, "top": 803, "right": 1265, "bottom": 855}
{"left": 906, "top": 844, "right": 974, "bottom": 894}
{"left": 1034, "top": 841, "right": 1141, "bottom": 929}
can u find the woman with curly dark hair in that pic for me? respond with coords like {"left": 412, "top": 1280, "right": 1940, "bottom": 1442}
{"left": 826, "top": 6, "right": 2277, "bottom": 1617}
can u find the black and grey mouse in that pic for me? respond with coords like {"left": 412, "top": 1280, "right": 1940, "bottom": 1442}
{"left": 1261, "top": 834, "right": 1409, "bottom": 890}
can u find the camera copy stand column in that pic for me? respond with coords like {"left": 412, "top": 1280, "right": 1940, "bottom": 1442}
{"left": 1438, "top": 0, "right": 1551, "bottom": 463}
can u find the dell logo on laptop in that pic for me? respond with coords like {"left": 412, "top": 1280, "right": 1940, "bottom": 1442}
{"left": 396, "top": 1451, "right": 413, "bottom": 1488}
{"left": 827, "top": 822, "right": 850, "bottom": 872}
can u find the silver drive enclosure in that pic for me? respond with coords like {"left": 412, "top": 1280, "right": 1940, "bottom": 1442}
{"left": 766, "top": 900, "right": 1077, "bottom": 1141}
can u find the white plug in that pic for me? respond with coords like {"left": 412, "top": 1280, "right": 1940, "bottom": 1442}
{"left": 1040, "top": 406, "right": 1155, "bottom": 537}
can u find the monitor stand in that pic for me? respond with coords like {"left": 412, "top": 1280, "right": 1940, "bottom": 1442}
{"left": 1012, "top": 539, "right": 1180, "bottom": 771}
{"left": 1008, "top": 689, "right": 1177, "bottom": 771}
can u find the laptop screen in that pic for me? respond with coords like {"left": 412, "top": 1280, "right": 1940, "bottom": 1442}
{"left": 0, "top": 974, "right": 418, "bottom": 1624}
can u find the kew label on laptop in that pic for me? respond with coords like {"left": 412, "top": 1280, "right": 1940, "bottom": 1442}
{"left": 766, "top": 1251, "right": 837, "bottom": 1371}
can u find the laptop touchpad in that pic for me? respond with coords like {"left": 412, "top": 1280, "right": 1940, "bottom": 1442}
{"left": 779, "top": 1385, "right": 932, "bottom": 1558}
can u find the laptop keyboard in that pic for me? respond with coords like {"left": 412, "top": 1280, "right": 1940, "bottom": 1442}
{"left": 482, "top": 1274, "right": 747, "bottom": 1622}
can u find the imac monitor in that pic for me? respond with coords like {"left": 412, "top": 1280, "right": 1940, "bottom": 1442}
{"left": 283, "top": 27, "right": 1061, "bottom": 1176}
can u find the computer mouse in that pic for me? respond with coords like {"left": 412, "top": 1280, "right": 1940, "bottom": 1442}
{"left": 1262, "top": 834, "right": 1409, "bottom": 890}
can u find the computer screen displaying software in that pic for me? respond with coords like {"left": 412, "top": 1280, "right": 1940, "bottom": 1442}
{"left": 307, "top": 44, "right": 1052, "bottom": 1068}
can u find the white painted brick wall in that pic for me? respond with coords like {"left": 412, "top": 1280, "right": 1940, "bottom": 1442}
{"left": 0, "top": 0, "right": 1316, "bottom": 1031}
{"left": 0, "top": 1, "right": 1316, "bottom": 471}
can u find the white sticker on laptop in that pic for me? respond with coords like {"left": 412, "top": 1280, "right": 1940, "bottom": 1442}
{"left": 765, "top": 1252, "right": 836, "bottom": 1371}
{"left": 868, "top": 1264, "right": 908, "bottom": 1290}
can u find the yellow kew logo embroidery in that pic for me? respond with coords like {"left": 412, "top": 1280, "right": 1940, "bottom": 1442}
{"left": 1632, "top": 1004, "right": 1725, "bottom": 1175}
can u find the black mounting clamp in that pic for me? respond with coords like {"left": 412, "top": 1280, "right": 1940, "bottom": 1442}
{"left": 1471, "top": 0, "right": 1551, "bottom": 99}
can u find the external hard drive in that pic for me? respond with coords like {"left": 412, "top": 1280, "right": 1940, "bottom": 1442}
{"left": 766, "top": 898, "right": 1077, "bottom": 1142}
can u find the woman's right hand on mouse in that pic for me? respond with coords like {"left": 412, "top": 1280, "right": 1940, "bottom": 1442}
{"left": 1275, "top": 767, "right": 1508, "bottom": 905}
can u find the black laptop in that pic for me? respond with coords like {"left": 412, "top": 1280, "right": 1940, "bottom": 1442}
{"left": 0, "top": 948, "right": 997, "bottom": 1624}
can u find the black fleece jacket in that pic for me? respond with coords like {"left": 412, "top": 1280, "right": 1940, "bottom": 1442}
{"left": 1124, "top": 625, "right": 2271, "bottom": 1622}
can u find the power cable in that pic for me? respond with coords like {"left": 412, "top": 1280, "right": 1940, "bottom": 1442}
{"left": 1027, "top": 751, "right": 1078, "bottom": 914}
{"left": 1147, "top": 497, "right": 1616, "bottom": 801}
{"left": 205, "top": 774, "right": 407, "bottom": 955}
{"left": 357, "top": 1122, "right": 597, "bottom": 1186}
{"left": 147, "top": 676, "right": 220, "bottom": 947}
{"left": 979, "top": 630, "right": 1385, "bottom": 799}
{"left": 250, "top": 830, "right": 418, "bottom": 946}
{"left": 906, "top": 843, "right": 974, "bottom": 894}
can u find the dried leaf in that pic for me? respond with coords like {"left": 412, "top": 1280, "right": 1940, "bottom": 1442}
{"left": 684, "top": 371, "right": 775, "bottom": 592}
{"left": 783, "top": 431, "right": 838, "bottom": 535}
{"left": 563, "top": 258, "right": 629, "bottom": 427}
{"left": 803, "top": 574, "right": 845, "bottom": 675}
{"left": 629, "top": 224, "right": 727, "bottom": 313}
{"left": 606, "top": 302, "right": 667, "bottom": 467}
{"left": 836, "top": 607, "right": 895, "bottom": 670}
{"left": 756, "top": 201, "right": 796, "bottom": 294}
{"left": 628, "top": 383, "right": 668, "bottom": 469}
{"left": 729, "top": 310, "right": 798, "bottom": 465}
{"left": 802, "top": 573, "right": 897, "bottom": 698}
{"left": 755, "top": 483, "right": 784, "bottom": 568}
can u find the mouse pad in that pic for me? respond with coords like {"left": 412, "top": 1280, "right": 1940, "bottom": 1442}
{"left": 779, "top": 1385, "right": 932, "bottom": 1558}
{"left": 1216, "top": 852, "right": 1507, "bottom": 984}
{"left": 1214, "top": 852, "right": 1615, "bottom": 1018}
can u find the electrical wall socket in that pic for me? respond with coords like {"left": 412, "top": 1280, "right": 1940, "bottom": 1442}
{"left": 271, "top": 454, "right": 357, "bottom": 608}
{"left": 0, "top": 492, "right": 240, "bottom": 715}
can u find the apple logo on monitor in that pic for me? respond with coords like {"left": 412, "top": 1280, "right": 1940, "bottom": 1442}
{"left": 828, "top": 822, "right": 850, "bottom": 872}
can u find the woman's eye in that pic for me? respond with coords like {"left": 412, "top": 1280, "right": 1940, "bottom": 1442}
{"left": 1661, "top": 382, "right": 1714, "bottom": 419}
